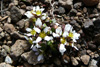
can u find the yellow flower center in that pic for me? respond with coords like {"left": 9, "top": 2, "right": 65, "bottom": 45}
{"left": 29, "top": 39, "right": 33, "bottom": 44}
{"left": 31, "top": 29, "right": 36, "bottom": 35}
{"left": 36, "top": 10, "right": 41, "bottom": 16}
{"left": 68, "top": 32, "right": 73, "bottom": 38}
{"left": 60, "top": 37, "right": 66, "bottom": 44}
{"left": 39, "top": 32, "right": 46, "bottom": 38}
{"left": 32, "top": 18, "right": 36, "bottom": 22}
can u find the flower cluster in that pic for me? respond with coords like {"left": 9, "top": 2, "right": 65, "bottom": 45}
{"left": 24, "top": 6, "right": 80, "bottom": 61}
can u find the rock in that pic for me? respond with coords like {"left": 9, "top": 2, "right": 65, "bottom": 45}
{"left": 2, "top": 45, "right": 10, "bottom": 53}
{"left": 58, "top": 6, "right": 65, "bottom": 14}
{"left": 24, "top": 0, "right": 33, "bottom": 4}
{"left": 10, "top": 40, "right": 31, "bottom": 60}
{"left": 0, "top": 32, "right": 5, "bottom": 39}
{"left": 23, "top": 62, "right": 33, "bottom": 67}
{"left": 0, "top": 63, "right": 13, "bottom": 67}
{"left": 71, "top": 57, "right": 79, "bottom": 66}
{"left": 93, "top": 19, "right": 100, "bottom": 29}
{"left": 21, "top": 51, "right": 44, "bottom": 65}
{"left": 0, "top": 49, "right": 7, "bottom": 57}
{"left": 88, "top": 43, "right": 97, "bottom": 51}
{"left": 0, "top": 27, "right": 3, "bottom": 32}
{"left": 82, "top": 0, "right": 99, "bottom": 6}
{"left": 74, "top": 2, "right": 82, "bottom": 9}
{"left": 80, "top": 50, "right": 87, "bottom": 56}
{"left": 10, "top": 6, "right": 22, "bottom": 23}
{"left": 97, "top": 3, "right": 100, "bottom": 10}
{"left": 88, "top": 59, "right": 97, "bottom": 67}
{"left": 83, "top": 19, "right": 94, "bottom": 28}
{"left": 11, "top": 31, "right": 25, "bottom": 39}
{"left": 81, "top": 55, "right": 90, "bottom": 65}
{"left": 20, "top": 9, "right": 25, "bottom": 15}
{"left": 16, "top": 19, "right": 26, "bottom": 30}
{"left": 13, "top": 0, "right": 18, "bottom": 5}
{"left": 70, "top": 9, "right": 78, "bottom": 16}
{"left": 59, "top": 0, "right": 73, "bottom": 10}
{"left": 3, "top": 23, "right": 16, "bottom": 34}
{"left": 5, "top": 55, "right": 13, "bottom": 64}
{"left": 63, "top": 54, "right": 70, "bottom": 63}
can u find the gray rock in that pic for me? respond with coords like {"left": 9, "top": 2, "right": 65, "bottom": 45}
{"left": 74, "top": 2, "right": 82, "bottom": 9}
{"left": 58, "top": 6, "right": 65, "bottom": 14}
{"left": 83, "top": 19, "right": 94, "bottom": 28}
{"left": 88, "top": 59, "right": 97, "bottom": 67}
{"left": 59, "top": 0, "right": 73, "bottom": 10}
{"left": 10, "top": 40, "right": 31, "bottom": 60}
{"left": 0, "top": 32, "right": 5, "bottom": 39}
{"left": 10, "top": 6, "right": 22, "bottom": 23}
{"left": 0, "top": 63, "right": 13, "bottom": 67}
{"left": 3, "top": 23, "right": 16, "bottom": 34}
{"left": 97, "top": 3, "right": 100, "bottom": 10}
{"left": 5, "top": 55, "right": 13, "bottom": 64}
{"left": 81, "top": 55, "right": 90, "bottom": 65}
{"left": 71, "top": 57, "right": 79, "bottom": 66}
{"left": 0, "top": 27, "right": 3, "bottom": 32}
{"left": 21, "top": 51, "right": 44, "bottom": 65}
{"left": 13, "top": 0, "right": 18, "bottom": 5}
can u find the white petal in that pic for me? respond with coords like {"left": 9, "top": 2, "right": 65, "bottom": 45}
{"left": 36, "top": 6, "right": 40, "bottom": 11}
{"left": 35, "top": 37, "right": 42, "bottom": 43}
{"left": 36, "top": 43, "right": 41, "bottom": 48}
{"left": 37, "top": 54, "right": 44, "bottom": 61}
{"left": 44, "top": 36, "right": 53, "bottom": 41}
{"left": 33, "top": 7, "right": 36, "bottom": 11}
{"left": 64, "top": 24, "right": 72, "bottom": 32}
{"left": 24, "top": 36, "right": 28, "bottom": 40}
{"left": 40, "top": 8, "right": 44, "bottom": 12}
{"left": 56, "top": 27, "right": 62, "bottom": 35}
{"left": 53, "top": 33, "right": 60, "bottom": 37}
{"left": 34, "top": 27, "right": 41, "bottom": 33}
{"left": 43, "top": 27, "right": 50, "bottom": 33}
{"left": 59, "top": 44, "right": 66, "bottom": 55}
{"left": 25, "top": 11, "right": 33, "bottom": 18}
{"left": 26, "top": 28, "right": 32, "bottom": 32}
{"left": 63, "top": 31, "right": 69, "bottom": 37}
{"left": 31, "top": 45, "right": 38, "bottom": 51}
{"left": 26, "top": 33, "right": 32, "bottom": 36}
{"left": 64, "top": 59, "right": 68, "bottom": 63}
{"left": 41, "top": 16, "right": 46, "bottom": 20}
{"left": 35, "top": 18, "right": 42, "bottom": 27}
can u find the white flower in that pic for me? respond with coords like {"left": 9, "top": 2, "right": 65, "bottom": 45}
{"left": 35, "top": 18, "right": 42, "bottom": 27}
{"left": 56, "top": 27, "right": 62, "bottom": 35}
{"left": 64, "top": 24, "right": 72, "bottom": 32}
{"left": 72, "top": 31, "right": 80, "bottom": 42}
{"left": 25, "top": 11, "right": 33, "bottom": 18}
{"left": 59, "top": 44, "right": 66, "bottom": 55}
{"left": 31, "top": 44, "right": 38, "bottom": 51}
{"left": 53, "top": 33, "right": 60, "bottom": 37}
{"left": 41, "top": 13, "right": 47, "bottom": 20}
{"left": 34, "top": 27, "right": 41, "bottom": 33}
{"left": 63, "top": 31, "right": 69, "bottom": 37}
{"left": 44, "top": 36, "right": 53, "bottom": 41}
{"left": 43, "top": 27, "right": 50, "bottom": 33}
{"left": 26, "top": 27, "right": 41, "bottom": 36}
{"left": 37, "top": 54, "right": 44, "bottom": 61}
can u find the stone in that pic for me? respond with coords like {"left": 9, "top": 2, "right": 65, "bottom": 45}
{"left": 74, "top": 2, "right": 82, "bottom": 9}
{"left": 10, "top": 6, "right": 22, "bottom": 23}
{"left": 2, "top": 45, "right": 10, "bottom": 53}
{"left": 0, "top": 63, "right": 13, "bottom": 67}
{"left": 58, "top": 6, "right": 65, "bottom": 14}
{"left": 88, "top": 59, "right": 97, "bottom": 67}
{"left": 82, "top": 0, "right": 99, "bottom": 6}
{"left": 20, "top": 9, "right": 25, "bottom": 15}
{"left": 5, "top": 55, "right": 13, "bottom": 64}
{"left": 71, "top": 57, "right": 79, "bottom": 66}
{"left": 83, "top": 19, "right": 94, "bottom": 28}
{"left": 63, "top": 54, "right": 70, "bottom": 63}
{"left": 0, "top": 32, "right": 5, "bottom": 39}
{"left": 10, "top": 40, "right": 31, "bottom": 60}
{"left": 97, "top": 3, "right": 100, "bottom": 10}
{"left": 16, "top": 19, "right": 26, "bottom": 30}
{"left": 0, "top": 49, "right": 7, "bottom": 57}
{"left": 81, "top": 55, "right": 90, "bottom": 65}
{"left": 21, "top": 51, "right": 44, "bottom": 65}
{"left": 59, "top": 0, "right": 73, "bottom": 10}
{"left": 88, "top": 43, "right": 97, "bottom": 51}
{"left": 0, "top": 27, "right": 3, "bottom": 32}
{"left": 3, "top": 23, "right": 16, "bottom": 34}
{"left": 13, "top": 0, "right": 18, "bottom": 5}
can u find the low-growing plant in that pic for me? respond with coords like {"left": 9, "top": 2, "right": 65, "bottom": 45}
{"left": 24, "top": 6, "right": 80, "bottom": 62}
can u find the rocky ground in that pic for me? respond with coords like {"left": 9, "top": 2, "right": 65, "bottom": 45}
{"left": 0, "top": 0, "right": 100, "bottom": 67}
